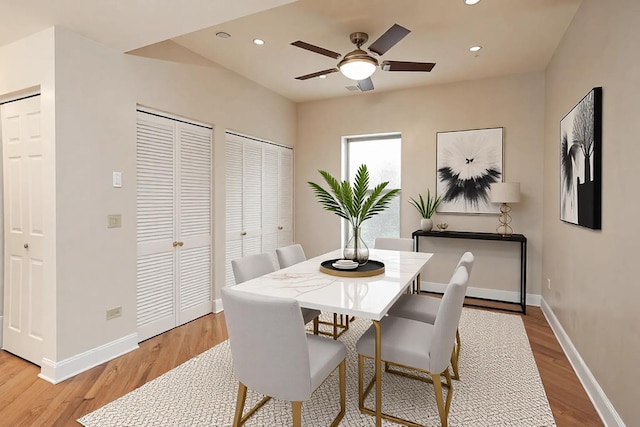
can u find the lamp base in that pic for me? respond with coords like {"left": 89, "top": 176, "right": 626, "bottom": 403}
{"left": 496, "top": 203, "right": 514, "bottom": 237}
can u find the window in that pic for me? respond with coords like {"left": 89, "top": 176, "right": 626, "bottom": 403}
{"left": 344, "top": 134, "right": 401, "bottom": 248}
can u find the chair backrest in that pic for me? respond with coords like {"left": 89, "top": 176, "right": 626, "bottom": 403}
{"left": 429, "top": 262, "right": 471, "bottom": 374}
{"left": 221, "top": 287, "right": 313, "bottom": 401}
{"left": 455, "top": 251, "right": 475, "bottom": 277}
{"left": 373, "top": 237, "right": 414, "bottom": 252}
{"left": 231, "top": 253, "right": 275, "bottom": 285}
{"left": 276, "top": 244, "right": 307, "bottom": 268}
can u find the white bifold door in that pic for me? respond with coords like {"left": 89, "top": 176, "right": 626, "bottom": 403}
{"left": 1, "top": 95, "right": 44, "bottom": 365}
{"left": 225, "top": 132, "right": 293, "bottom": 287}
{"left": 136, "top": 110, "right": 212, "bottom": 342}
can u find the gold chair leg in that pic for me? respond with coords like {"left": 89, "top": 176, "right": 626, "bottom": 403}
{"left": 233, "top": 382, "right": 247, "bottom": 427}
{"left": 313, "top": 317, "right": 319, "bottom": 335}
{"left": 431, "top": 371, "right": 453, "bottom": 427}
{"left": 330, "top": 360, "right": 346, "bottom": 427}
{"left": 451, "top": 328, "right": 461, "bottom": 380}
{"left": 333, "top": 313, "right": 338, "bottom": 339}
{"left": 292, "top": 401, "right": 302, "bottom": 427}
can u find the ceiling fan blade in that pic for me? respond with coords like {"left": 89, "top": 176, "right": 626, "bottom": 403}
{"left": 381, "top": 61, "right": 436, "bottom": 72}
{"left": 294, "top": 68, "right": 339, "bottom": 80}
{"left": 291, "top": 41, "right": 341, "bottom": 59}
{"left": 357, "top": 77, "right": 374, "bottom": 92}
{"left": 368, "top": 24, "right": 410, "bottom": 56}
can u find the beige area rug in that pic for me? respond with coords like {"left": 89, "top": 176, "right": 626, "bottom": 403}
{"left": 78, "top": 309, "right": 555, "bottom": 426}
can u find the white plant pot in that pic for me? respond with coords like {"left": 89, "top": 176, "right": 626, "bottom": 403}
{"left": 420, "top": 218, "right": 433, "bottom": 232}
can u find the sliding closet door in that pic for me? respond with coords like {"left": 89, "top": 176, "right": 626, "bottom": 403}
{"left": 136, "top": 111, "right": 212, "bottom": 342}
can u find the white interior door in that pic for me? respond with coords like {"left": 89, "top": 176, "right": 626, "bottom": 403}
{"left": 176, "top": 122, "right": 212, "bottom": 324}
{"left": 225, "top": 135, "right": 243, "bottom": 287}
{"left": 242, "top": 139, "right": 263, "bottom": 256}
{"left": 277, "top": 147, "right": 293, "bottom": 248}
{"left": 136, "top": 113, "right": 176, "bottom": 341}
{"left": 136, "top": 111, "right": 213, "bottom": 342}
{"left": 1, "top": 95, "right": 44, "bottom": 365}
{"left": 262, "top": 144, "right": 279, "bottom": 268}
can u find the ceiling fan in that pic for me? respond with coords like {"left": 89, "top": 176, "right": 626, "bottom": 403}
{"left": 291, "top": 24, "right": 435, "bottom": 92}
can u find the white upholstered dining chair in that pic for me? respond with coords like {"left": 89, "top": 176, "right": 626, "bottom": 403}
{"left": 275, "top": 244, "right": 344, "bottom": 339}
{"left": 373, "top": 237, "right": 414, "bottom": 252}
{"left": 387, "top": 251, "right": 474, "bottom": 379}
{"left": 222, "top": 287, "right": 347, "bottom": 427}
{"left": 356, "top": 264, "right": 470, "bottom": 427}
{"left": 231, "top": 252, "right": 321, "bottom": 330}
{"left": 276, "top": 243, "right": 307, "bottom": 269}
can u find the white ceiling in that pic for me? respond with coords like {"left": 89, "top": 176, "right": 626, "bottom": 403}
{"left": 0, "top": 0, "right": 582, "bottom": 103}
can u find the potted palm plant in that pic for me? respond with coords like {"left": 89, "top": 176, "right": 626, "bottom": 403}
{"left": 308, "top": 164, "right": 400, "bottom": 265}
{"left": 409, "top": 189, "right": 441, "bottom": 232}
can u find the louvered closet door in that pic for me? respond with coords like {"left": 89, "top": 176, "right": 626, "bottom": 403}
{"left": 136, "top": 111, "right": 212, "bottom": 342}
{"left": 176, "top": 122, "right": 212, "bottom": 324}
{"left": 242, "top": 139, "right": 263, "bottom": 256}
{"left": 277, "top": 147, "right": 294, "bottom": 248}
{"left": 261, "top": 144, "right": 279, "bottom": 268}
{"left": 225, "top": 135, "right": 243, "bottom": 287}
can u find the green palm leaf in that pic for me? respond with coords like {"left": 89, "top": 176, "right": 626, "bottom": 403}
{"left": 308, "top": 164, "right": 400, "bottom": 228}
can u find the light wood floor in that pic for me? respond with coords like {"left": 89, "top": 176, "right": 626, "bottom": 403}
{"left": 0, "top": 306, "right": 602, "bottom": 427}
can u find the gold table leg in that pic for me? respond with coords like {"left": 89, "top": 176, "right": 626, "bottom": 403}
{"left": 373, "top": 320, "right": 382, "bottom": 427}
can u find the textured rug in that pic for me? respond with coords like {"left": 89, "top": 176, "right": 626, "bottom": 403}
{"left": 78, "top": 309, "right": 555, "bottom": 426}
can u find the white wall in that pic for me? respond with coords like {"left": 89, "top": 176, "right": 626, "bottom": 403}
{"left": 296, "top": 72, "right": 545, "bottom": 299}
{"left": 1, "top": 26, "right": 296, "bottom": 376}
{"left": 543, "top": 0, "right": 640, "bottom": 423}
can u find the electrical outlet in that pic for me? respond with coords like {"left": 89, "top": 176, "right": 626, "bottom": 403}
{"left": 107, "top": 214, "right": 122, "bottom": 228}
{"left": 106, "top": 306, "right": 122, "bottom": 320}
{"left": 547, "top": 278, "right": 551, "bottom": 289}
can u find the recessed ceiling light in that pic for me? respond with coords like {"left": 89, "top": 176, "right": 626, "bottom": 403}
{"left": 465, "top": 0, "right": 481, "bottom": 4}
{"left": 319, "top": 75, "right": 327, "bottom": 79}
{"left": 253, "top": 38, "right": 265, "bottom": 45}
{"left": 216, "top": 31, "right": 231, "bottom": 39}
{"left": 469, "top": 45, "right": 482, "bottom": 52}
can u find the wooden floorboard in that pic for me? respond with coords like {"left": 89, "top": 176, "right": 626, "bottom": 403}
{"left": 0, "top": 307, "right": 603, "bottom": 426}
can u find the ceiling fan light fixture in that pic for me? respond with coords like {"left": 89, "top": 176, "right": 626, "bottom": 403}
{"left": 464, "top": 0, "right": 481, "bottom": 5}
{"left": 338, "top": 50, "right": 378, "bottom": 81}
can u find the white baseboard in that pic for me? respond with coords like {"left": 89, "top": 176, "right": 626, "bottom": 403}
{"left": 541, "top": 298, "right": 625, "bottom": 427}
{"left": 38, "top": 333, "right": 139, "bottom": 384}
{"left": 421, "top": 281, "right": 541, "bottom": 307}
{"left": 213, "top": 298, "right": 223, "bottom": 313}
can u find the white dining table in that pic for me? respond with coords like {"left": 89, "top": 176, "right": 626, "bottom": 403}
{"left": 230, "top": 248, "right": 433, "bottom": 427}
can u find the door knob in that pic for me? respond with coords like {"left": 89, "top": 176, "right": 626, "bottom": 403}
{"left": 172, "top": 241, "right": 179, "bottom": 247}
{"left": 277, "top": 226, "right": 283, "bottom": 230}
{"left": 241, "top": 231, "right": 247, "bottom": 236}
{"left": 24, "top": 243, "right": 29, "bottom": 249}
{"left": 178, "top": 241, "right": 184, "bottom": 246}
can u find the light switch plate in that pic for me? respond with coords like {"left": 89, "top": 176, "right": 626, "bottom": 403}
{"left": 113, "top": 172, "right": 122, "bottom": 188}
{"left": 108, "top": 214, "right": 122, "bottom": 228}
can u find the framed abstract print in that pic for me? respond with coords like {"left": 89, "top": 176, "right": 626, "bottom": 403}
{"left": 560, "top": 87, "right": 602, "bottom": 229}
{"left": 436, "top": 127, "right": 503, "bottom": 214}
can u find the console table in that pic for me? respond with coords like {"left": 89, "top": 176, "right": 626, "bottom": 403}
{"left": 412, "top": 230, "right": 527, "bottom": 314}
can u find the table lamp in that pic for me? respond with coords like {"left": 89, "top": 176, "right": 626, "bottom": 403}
{"left": 490, "top": 182, "right": 520, "bottom": 236}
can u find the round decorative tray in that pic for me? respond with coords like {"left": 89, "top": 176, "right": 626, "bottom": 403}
{"left": 320, "top": 259, "right": 385, "bottom": 278}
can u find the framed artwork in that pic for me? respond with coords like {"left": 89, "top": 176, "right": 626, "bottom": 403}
{"left": 436, "top": 127, "right": 503, "bottom": 214}
{"left": 560, "top": 87, "right": 602, "bottom": 229}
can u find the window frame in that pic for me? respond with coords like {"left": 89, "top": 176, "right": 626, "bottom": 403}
{"left": 341, "top": 132, "right": 402, "bottom": 247}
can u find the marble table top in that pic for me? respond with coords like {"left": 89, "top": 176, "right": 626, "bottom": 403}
{"left": 231, "top": 248, "right": 432, "bottom": 321}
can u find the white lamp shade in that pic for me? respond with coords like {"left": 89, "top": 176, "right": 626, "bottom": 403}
{"left": 339, "top": 59, "right": 376, "bottom": 81}
{"left": 490, "top": 182, "right": 520, "bottom": 203}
